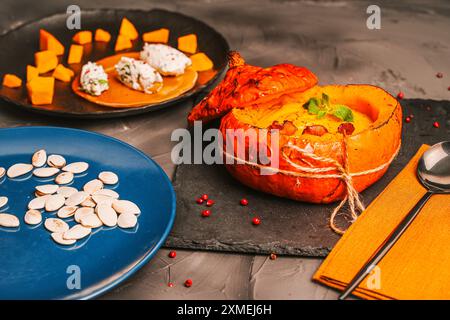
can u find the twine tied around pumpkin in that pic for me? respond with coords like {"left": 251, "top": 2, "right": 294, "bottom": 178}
{"left": 223, "top": 139, "right": 400, "bottom": 235}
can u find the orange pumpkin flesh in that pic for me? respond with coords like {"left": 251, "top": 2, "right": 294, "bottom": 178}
{"left": 71, "top": 52, "right": 198, "bottom": 108}
{"left": 220, "top": 85, "right": 402, "bottom": 204}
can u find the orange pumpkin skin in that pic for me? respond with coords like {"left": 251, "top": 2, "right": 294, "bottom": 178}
{"left": 220, "top": 85, "right": 402, "bottom": 204}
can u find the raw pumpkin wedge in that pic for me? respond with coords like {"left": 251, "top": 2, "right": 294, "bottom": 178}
{"left": 52, "top": 64, "right": 74, "bottom": 82}
{"left": 27, "top": 65, "right": 39, "bottom": 82}
{"left": 39, "top": 29, "right": 65, "bottom": 55}
{"left": 2, "top": 74, "right": 22, "bottom": 88}
{"left": 119, "top": 17, "right": 139, "bottom": 40}
{"left": 178, "top": 34, "right": 197, "bottom": 54}
{"left": 142, "top": 28, "right": 169, "bottom": 43}
{"left": 26, "top": 76, "right": 55, "bottom": 105}
{"left": 68, "top": 44, "right": 83, "bottom": 64}
{"left": 35, "top": 50, "right": 58, "bottom": 73}
{"left": 114, "top": 34, "right": 133, "bottom": 51}
{"left": 94, "top": 28, "right": 111, "bottom": 42}
{"left": 72, "top": 31, "right": 92, "bottom": 45}
{"left": 190, "top": 52, "right": 213, "bottom": 72}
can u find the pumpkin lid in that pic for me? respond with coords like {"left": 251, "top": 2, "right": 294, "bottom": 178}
{"left": 187, "top": 51, "right": 318, "bottom": 124}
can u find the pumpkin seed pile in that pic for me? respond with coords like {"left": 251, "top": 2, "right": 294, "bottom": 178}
{"left": 0, "top": 149, "right": 140, "bottom": 246}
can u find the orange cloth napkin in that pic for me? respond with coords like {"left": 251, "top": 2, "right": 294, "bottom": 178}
{"left": 313, "top": 145, "right": 450, "bottom": 300}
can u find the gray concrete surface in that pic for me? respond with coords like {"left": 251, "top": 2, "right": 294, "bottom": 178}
{"left": 0, "top": 0, "right": 449, "bottom": 299}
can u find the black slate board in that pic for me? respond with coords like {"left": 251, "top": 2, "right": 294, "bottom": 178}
{"left": 166, "top": 99, "right": 449, "bottom": 257}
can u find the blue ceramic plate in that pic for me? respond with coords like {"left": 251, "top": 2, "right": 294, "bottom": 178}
{"left": 0, "top": 127, "right": 176, "bottom": 299}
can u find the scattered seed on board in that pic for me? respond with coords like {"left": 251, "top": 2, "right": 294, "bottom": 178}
{"left": 55, "top": 172, "right": 74, "bottom": 185}
{"left": 33, "top": 167, "right": 60, "bottom": 178}
{"left": 0, "top": 167, "right": 5, "bottom": 179}
{"left": 51, "top": 232, "right": 76, "bottom": 245}
{"left": 97, "top": 203, "right": 118, "bottom": 227}
{"left": 79, "top": 213, "right": 103, "bottom": 228}
{"left": 24, "top": 209, "right": 42, "bottom": 225}
{"left": 0, "top": 213, "right": 20, "bottom": 227}
{"left": 0, "top": 196, "right": 8, "bottom": 208}
{"left": 80, "top": 196, "right": 96, "bottom": 208}
{"left": 117, "top": 212, "right": 137, "bottom": 229}
{"left": 28, "top": 195, "right": 50, "bottom": 210}
{"left": 35, "top": 184, "right": 59, "bottom": 196}
{"left": 7, "top": 163, "right": 33, "bottom": 178}
{"left": 92, "top": 194, "right": 114, "bottom": 206}
{"left": 32, "top": 149, "right": 47, "bottom": 167}
{"left": 75, "top": 207, "right": 94, "bottom": 223}
{"left": 45, "top": 194, "right": 66, "bottom": 212}
{"left": 98, "top": 171, "right": 119, "bottom": 185}
{"left": 65, "top": 191, "right": 89, "bottom": 207}
{"left": 63, "top": 224, "right": 91, "bottom": 240}
{"left": 57, "top": 206, "right": 77, "bottom": 218}
{"left": 83, "top": 179, "right": 103, "bottom": 194}
{"left": 47, "top": 155, "right": 66, "bottom": 168}
{"left": 113, "top": 200, "right": 141, "bottom": 215}
{"left": 44, "top": 218, "right": 69, "bottom": 233}
{"left": 62, "top": 162, "right": 89, "bottom": 174}
{"left": 57, "top": 186, "right": 78, "bottom": 198}
{"left": 93, "top": 189, "right": 119, "bottom": 199}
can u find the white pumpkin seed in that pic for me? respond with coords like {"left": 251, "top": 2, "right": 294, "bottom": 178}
{"left": 80, "top": 196, "right": 96, "bottom": 208}
{"left": 112, "top": 200, "right": 141, "bottom": 215}
{"left": 44, "top": 218, "right": 69, "bottom": 233}
{"left": 62, "top": 162, "right": 89, "bottom": 174}
{"left": 55, "top": 172, "right": 74, "bottom": 185}
{"left": 83, "top": 179, "right": 103, "bottom": 194}
{"left": 75, "top": 207, "right": 94, "bottom": 223}
{"left": 92, "top": 194, "right": 114, "bottom": 206}
{"left": 35, "top": 184, "right": 59, "bottom": 195}
{"left": 79, "top": 213, "right": 103, "bottom": 228}
{"left": 63, "top": 224, "right": 91, "bottom": 240}
{"left": 93, "top": 189, "right": 119, "bottom": 199}
{"left": 7, "top": 163, "right": 33, "bottom": 178}
{"left": 57, "top": 186, "right": 78, "bottom": 198}
{"left": 33, "top": 167, "right": 60, "bottom": 178}
{"left": 97, "top": 203, "right": 118, "bottom": 227}
{"left": 45, "top": 194, "right": 66, "bottom": 212}
{"left": 0, "top": 213, "right": 20, "bottom": 227}
{"left": 0, "top": 196, "right": 8, "bottom": 208}
{"left": 28, "top": 195, "right": 50, "bottom": 210}
{"left": 117, "top": 212, "right": 137, "bottom": 229}
{"left": 51, "top": 232, "right": 76, "bottom": 245}
{"left": 47, "top": 155, "right": 66, "bottom": 168}
{"left": 24, "top": 209, "right": 42, "bottom": 225}
{"left": 0, "top": 167, "right": 6, "bottom": 179}
{"left": 98, "top": 171, "right": 119, "bottom": 185}
{"left": 32, "top": 149, "right": 47, "bottom": 167}
{"left": 57, "top": 206, "right": 77, "bottom": 218}
{"left": 65, "top": 191, "right": 88, "bottom": 206}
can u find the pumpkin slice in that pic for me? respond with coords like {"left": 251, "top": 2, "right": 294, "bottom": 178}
{"left": 27, "top": 76, "right": 55, "bottom": 105}
{"left": 72, "top": 31, "right": 92, "bottom": 45}
{"left": 114, "top": 34, "right": 133, "bottom": 51}
{"left": 177, "top": 34, "right": 197, "bottom": 54}
{"left": 2, "top": 74, "right": 22, "bottom": 88}
{"left": 52, "top": 64, "right": 75, "bottom": 82}
{"left": 72, "top": 52, "right": 198, "bottom": 108}
{"left": 35, "top": 50, "right": 58, "bottom": 73}
{"left": 39, "top": 29, "right": 65, "bottom": 55}
{"left": 119, "top": 17, "right": 138, "bottom": 40}
{"left": 68, "top": 45, "right": 83, "bottom": 64}
{"left": 27, "top": 65, "right": 39, "bottom": 82}
{"left": 188, "top": 51, "right": 318, "bottom": 124}
{"left": 94, "top": 29, "right": 111, "bottom": 42}
{"left": 190, "top": 52, "right": 213, "bottom": 72}
{"left": 142, "top": 28, "right": 169, "bottom": 43}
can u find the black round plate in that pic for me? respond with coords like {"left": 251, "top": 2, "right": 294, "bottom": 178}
{"left": 0, "top": 9, "right": 229, "bottom": 118}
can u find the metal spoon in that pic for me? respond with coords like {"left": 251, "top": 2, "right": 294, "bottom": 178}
{"left": 339, "top": 141, "right": 450, "bottom": 300}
